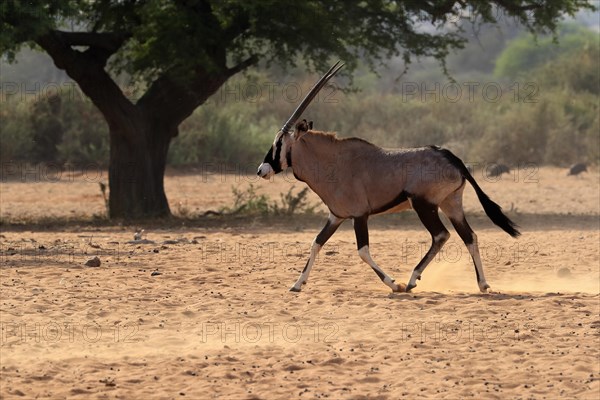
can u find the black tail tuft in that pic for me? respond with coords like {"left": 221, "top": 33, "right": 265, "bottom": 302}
{"left": 470, "top": 185, "right": 521, "bottom": 238}
{"left": 433, "top": 146, "right": 521, "bottom": 238}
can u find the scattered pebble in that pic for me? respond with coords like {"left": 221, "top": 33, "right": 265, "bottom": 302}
{"left": 151, "top": 271, "right": 162, "bottom": 276}
{"left": 85, "top": 256, "right": 101, "bottom": 268}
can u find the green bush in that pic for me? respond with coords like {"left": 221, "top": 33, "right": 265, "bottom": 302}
{"left": 169, "top": 98, "right": 277, "bottom": 166}
{"left": 494, "top": 23, "right": 598, "bottom": 79}
{"left": 0, "top": 89, "right": 109, "bottom": 165}
{"left": 222, "top": 184, "right": 316, "bottom": 216}
{"left": 0, "top": 101, "right": 34, "bottom": 161}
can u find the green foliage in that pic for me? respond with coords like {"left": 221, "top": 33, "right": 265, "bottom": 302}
{"left": 272, "top": 187, "right": 316, "bottom": 216}
{"left": 227, "top": 184, "right": 272, "bottom": 216}
{"left": 224, "top": 184, "right": 316, "bottom": 216}
{"left": 169, "top": 96, "right": 276, "bottom": 166}
{"left": 0, "top": 90, "right": 109, "bottom": 164}
{"left": 494, "top": 23, "right": 599, "bottom": 78}
{"left": 0, "top": 101, "right": 33, "bottom": 161}
{"left": 2, "top": 0, "right": 595, "bottom": 82}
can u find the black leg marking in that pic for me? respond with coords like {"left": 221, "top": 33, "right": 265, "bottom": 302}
{"left": 371, "top": 267, "right": 386, "bottom": 282}
{"left": 315, "top": 218, "right": 341, "bottom": 246}
{"left": 412, "top": 198, "right": 449, "bottom": 252}
{"left": 353, "top": 216, "right": 369, "bottom": 250}
{"left": 450, "top": 218, "right": 474, "bottom": 245}
{"left": 301, "top": 259, "right": 310, "bottom": 273}
{"left": 449, "top": 218, "right": 476, "bottom": 282}
{"left": 407, "top": 198, "right": 450, "bottom": 291}
{"left": 290, "top": 215, "right": 345, "bottom": 292}
{"left": 448, "top": 216, "right": 485, "bottom": 286}
{"left": 353, "top": 217, "right": 401, "bottom": 291}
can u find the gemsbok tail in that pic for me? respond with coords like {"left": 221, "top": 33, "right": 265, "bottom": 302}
{"left": 436, "top": 147, "right": 521, "bottom": 238}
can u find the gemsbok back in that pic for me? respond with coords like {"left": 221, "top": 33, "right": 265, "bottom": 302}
{"left": 257, "top": 61, "right": 520, "bottom": 293}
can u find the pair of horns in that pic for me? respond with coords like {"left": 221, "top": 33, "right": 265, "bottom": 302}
{"left": 281, "top": 61, "right": 344, "bottom": 134}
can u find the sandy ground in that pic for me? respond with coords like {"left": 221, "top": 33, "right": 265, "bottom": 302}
{"left": 0, "top": 166, "right": 599, "bottom": 399}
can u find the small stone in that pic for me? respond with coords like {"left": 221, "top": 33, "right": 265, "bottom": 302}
{"left": 151, "top": 271, "right": 162, "bottom": 276}
{"left": 85, "top": 256, "right": 101, "bottom": 268}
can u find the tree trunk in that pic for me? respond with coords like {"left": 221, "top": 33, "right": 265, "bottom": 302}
{"left": 108, "top": 117, "right": 173, "bottom": 219}
{"left": 35, "top": 30, "right": 256, "bottom": 219}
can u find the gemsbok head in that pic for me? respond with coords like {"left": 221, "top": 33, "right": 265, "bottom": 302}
{"left": 257, "top": 61, "right": 520, "bottom": 293}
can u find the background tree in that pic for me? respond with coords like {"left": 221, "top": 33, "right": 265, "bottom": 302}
{"left": 0, "top": 0, "right": 593, "bottom": 219}
{"left": 494, "top": 22, "right": 598, "bottom": 78}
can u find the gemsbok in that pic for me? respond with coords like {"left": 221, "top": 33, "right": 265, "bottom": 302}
{"left": 257, "top": 61, "right": 520, "bottom": 293}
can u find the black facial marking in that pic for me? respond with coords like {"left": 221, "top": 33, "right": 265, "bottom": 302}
{"left": 262, "top": 147, "right": 274, "bottom": 165}
{"left": 286, "top": 148, "right": 292, "bottom": 167}
{"left": 263, "top": 137, "right": 283, "bottom": 173}
{"left": 272, "top": 137, "right": 283, "bottom": 173}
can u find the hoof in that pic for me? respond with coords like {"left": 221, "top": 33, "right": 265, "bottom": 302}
{"left": 289, "top": 286, "right": 302, "bottom": 292}
{"left": 393, "top": 282, "right": 407, "bottom": 292}
{"left": 406, "top": 282, "right": 417, "bottom": 292}
{"left": 479, "top": 283, "right": 490, "bottom": 293}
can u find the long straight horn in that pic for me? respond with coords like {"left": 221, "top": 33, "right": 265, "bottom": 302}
{"left": 281, "top": 61, "right": 344, "bottom": 134}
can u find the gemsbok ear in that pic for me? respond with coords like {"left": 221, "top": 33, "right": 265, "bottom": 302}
{"left": 294, "top": 119, "right": 310, "bottom": 140}
{"left": 308, "top": 120, "right": 313, "bottom": 130}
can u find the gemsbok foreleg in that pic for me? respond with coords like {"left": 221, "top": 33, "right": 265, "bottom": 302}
{"left": 440, "top": 193, "right": 490, "bottom": 292}
{"left": 353, "top": 216, "right": 405, "bottom": 292}
{"left": 290, "top": 213, "right": 345, "bottom": 292}
{"left": 406, "top": 198, "right": 450, "bottom": 292}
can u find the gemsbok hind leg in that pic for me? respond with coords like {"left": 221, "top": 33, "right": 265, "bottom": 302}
{"left": 406, "top": 198, "right": 450, "bottom": 292}
{"left": 353, "top": 216, "right": 405, "bottom": 292}
{"left": 440, "top": 193, "right": 490, "bottom": 293}
{"left": 290, "top": 213, "right": 345, "bottom": 292}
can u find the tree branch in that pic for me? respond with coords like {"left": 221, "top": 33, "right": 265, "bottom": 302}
{"left": 35, "top": 30, "right": 138, "bottom": 137}
{"left": 54, "top": 30, "right": 131, "bottom": 52}
{"left": 226, "top": 55, "right": 259, "bottom": 78}
{"left": 138, "top": 55, "right": 258, "bottom": 130}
